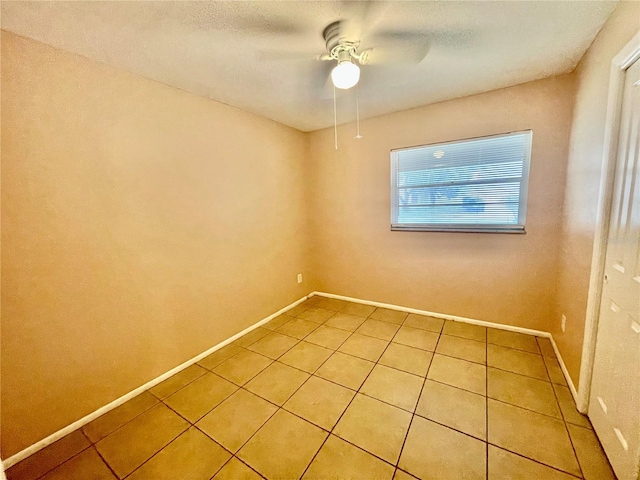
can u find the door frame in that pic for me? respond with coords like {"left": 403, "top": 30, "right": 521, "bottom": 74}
{"left": 577, "top": 31, "right": 640, "bottom": 413}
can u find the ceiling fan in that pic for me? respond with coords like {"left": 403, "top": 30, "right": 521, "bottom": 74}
{"left": 316, "top": 18, "right": 431, "bottom": 91}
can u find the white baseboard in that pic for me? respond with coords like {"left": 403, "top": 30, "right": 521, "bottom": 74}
{"left": 312, "top": 291, "right": 579, "bottom": 404}
{"left": 4, "top": 291, "right": 581, "bottom": 470}
{"left": 312, "top": 291, "right": 549, "bottom": 337}
{"left": 548, "top": 335, "right": 580, "bottom": 409}
{"left": 2, "top": 294, "right": 311, "bottom": 470}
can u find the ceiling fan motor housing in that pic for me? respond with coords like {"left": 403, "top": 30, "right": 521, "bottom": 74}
{"left": 323, "top": 21, "right": 361, "bottom": 62}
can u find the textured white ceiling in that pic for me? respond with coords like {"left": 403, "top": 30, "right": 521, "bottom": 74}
{"left": 1, "top": 1, "right": 618, "bottom": 132}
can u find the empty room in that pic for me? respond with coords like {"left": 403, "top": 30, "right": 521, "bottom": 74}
{"left": 1, "top": 1, "right": 639, "bottom": 479}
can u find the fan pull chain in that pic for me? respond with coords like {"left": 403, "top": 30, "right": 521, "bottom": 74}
{"left": 333, "top": 85, "right": 338, "bottom": 150}
{"left": 355, "top": 91, "right": 363, "bottom": 139}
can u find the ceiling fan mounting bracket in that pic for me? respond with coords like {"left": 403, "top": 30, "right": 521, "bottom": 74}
{"left": 323, "top": 21, "right": 363, "bottom": 64}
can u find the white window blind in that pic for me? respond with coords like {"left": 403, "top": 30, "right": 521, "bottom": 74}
{"left": 390, "top": 130, "right": 532, "bottom": 233}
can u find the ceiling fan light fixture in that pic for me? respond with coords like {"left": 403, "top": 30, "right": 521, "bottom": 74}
{"left": 331, "top": 59, "right": 360, "bottom": 89}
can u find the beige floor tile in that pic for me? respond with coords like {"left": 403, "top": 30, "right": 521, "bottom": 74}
{"left": 334, "top": 394, "right": 411, "bottom": 464}
{"left": 399, "top": 416, "right": 486, "bottom": 480}
{"left": 263, "top": 313, "right": 295, "bottom": 331}
{"left": 537, "top": 337, "right": 557, "bottom": 357}
{"left": 83, "top": 391, "right": 159, "bottom": 442}
{"left": 487, "top": 344, "right": 548, "bottom": 381}
{"left": 355, "top": 318, "right": 400, "bottom": 341}
{"left": 233, "top": 327, "right": 270, "bottom": 348}
{"left": 303, "top": 435, "right": 395, "bottom": 480}
{"left": 369, "top": 308, "right": 408, "bottom": 325}
{"left": 197, "top": 344, "right": 243, "bottom": 371}
{"left": 393, "top": 469, "right": 418, "bottom": 480}
{"left": 436, "top": 334, "right": 487, "bottom": 364}
{"left": 488, "top": 445, "right": 578, "bottom": 480}
{"left": 403, "top": 313, "right": 445, "bottom": 333}
{"left": 303, "top": 296, "right": 323, "bottom": 307}
{"left": 427, "top": 354, "right": 487, "bottom": 395}
{"left": 284, "top": 376, "right": 355, "bottom": 430}
{"left": 96, "top": 403, "right": 189, "bottom": 478}
{"left": 212, "top": 458, "right": 262, "bottom": 480}
{"left": 553, "top": 384, "right": 591, "bottom": 428}
{"left": 7, "top": 430, "right": 90, "bottom": 480}
{"left": 360, "top": 365, "right": 423, "bottom": 411}
{"left": 379, "top": 343, "right": 433, "bottom": 377}
{"left": 543, "top": 355, "right": 568, "bottom": 386}
{"left": 442, "top": 321, "right": 487, "bottom": 342}
{"left": 245, "top": 362, "right": 310, "bottom": 405}
{"left": 164, "top": 372, "right": 238, "bottom": 422}
{"left": 392, "top": 326, "right": 439, "bottom": 351}
{"left": 416, "top": 379, "right": 486, "bottom": 440}
{"left": 304, "top": 325, "right": 352, "bottom": 349}
{"left": 567, "top": 424, "right": 616, "bottom": 480}
{"left": 279, "top": 341, "right": 333, "bottom": 373}
{"left": 127, "top": 428, "right": 230, "bottom": 480}
{"left": 247, "top": 331, "right": 298, "bottom": 359}
{"left": 150, "top": 364, "right": 208, "bottom": 400}
{"left": 287, "top": 303, "right": 311, "bottom": 317}
{"left": 338, "top": 333, "right": 389, "bottom": 362}
{"left": 39, "top": 448, "right": 115, "bottom": 480}
{"left": 213, "top": 349, "right": 272, "bottom": 385}
{"left": 297, "top": 307, "right": 336, "bottom": 324}
{"left": 238, "top": 409, "right": 327, "bottom": 480}
{"left": 341, "top": 302, "right": 376, "bottom": 318}
{"left": 197, "top": 389, "right": 277, "bottom": 453}
{"left": 314, "top": 297, "right": 349, "bottom": 311}
{"left": 276, "top": 317, "right": 319, "bottom": 339}
{"left": 487, "top": 399, "right": 580, "bottom": 476}
{"left": 487, "top": 329, "right": 541, "bottom": 354}
{"left": 315, "top": 351, "right": 375, "bottom": 390}
{"left": 488, "top": 368, "right": 561, "bottom": 418}
{"left": 325, "top": 312, "right": 367, "bottom": 332}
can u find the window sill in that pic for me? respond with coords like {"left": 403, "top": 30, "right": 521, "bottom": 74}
{"left": 390, "top": 225, "right": 526, "bottom": 234}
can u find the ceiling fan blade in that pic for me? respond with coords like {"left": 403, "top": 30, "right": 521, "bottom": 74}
{"left": 364, "top": 41, "right": 431, "bottom": 66}
{"left": 340, "top": 1, "right": 391, "bottom": 42}
{"left": 257, "top": 49, "right": 323, "bottom": 62}
{"left": 369, "top": 28, "right": 477, "bottom": 49}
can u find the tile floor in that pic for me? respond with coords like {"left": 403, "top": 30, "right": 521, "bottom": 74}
{"left": 7, "top": 296, "right": 617, "bottom": 480}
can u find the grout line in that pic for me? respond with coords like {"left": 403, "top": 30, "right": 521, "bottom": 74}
{"left": 300, "top": 306, "right": 401, "bottom": 477}
{"left": 28, "top": 444, "right": 94, "bottom": 480}
{"left": 148, "top": 364, "right": 210, "bottom": 401}
{"left": 392, "top": 317, "right": 440, "bottom": 472}
{"left": 19, "top": 300, "right": 583, "bottom": 479}
{"left": 486, "top": 329, "right": 489, "bottom": 479}
{"left": 4, "top": 294, "right": 315, "bottom": 470}
{"left": 80, "top": 394, "right": 159, "bottom": 445}
{"left": 541, "top": 351, "right": 585, "bottom": 479}
{"left": 207, "top": 456, "right": 234, "bottom": 480}
{"left": 489, "top": 445, "right": 583, "bottom": 479}
{"left": 195, "top": 305, "right": 585, "bottom": 479}
{"left": 119, "top": 415, "right": 190, "bottom": 479}
{"left": 227, "top": 456, "right": 268, "bottom": 480}
{"left": 204, "top": 313, "right": 357, "bottom": 477}
{"left": 89, "top": 444, "right": 121, "bottom": 480}
{"left": 117, "top": 317, "right": 568, "bottom": 478}
{"left": 77, "top": 430, "right": 121, "bottom": 480}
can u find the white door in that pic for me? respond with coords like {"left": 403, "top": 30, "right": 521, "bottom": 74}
{"left": 589, "top": 57, "right": 640, "bottom": 480}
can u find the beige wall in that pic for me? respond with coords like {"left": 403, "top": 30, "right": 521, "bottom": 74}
{"left": 308, "top": 75, "right": 575, "bottom": 333}
{"left": 554, "top": 1, "right": 640, "bottom": 387}
{"left": 0, "top": 32, "right": 311, "bottom": 458}
{"left": 2, "top": 3, "right": 637, "bottom": 461}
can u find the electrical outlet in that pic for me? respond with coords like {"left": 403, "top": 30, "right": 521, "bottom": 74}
{"left": 561, "top": 314, "right": 566, "bottom": 332}
{"left": 297, "top": 273, "right": 302, "bottom": 284}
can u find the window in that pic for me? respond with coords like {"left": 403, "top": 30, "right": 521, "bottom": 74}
{"left": 390, "top": 130, "right": 532, "bottom": 233}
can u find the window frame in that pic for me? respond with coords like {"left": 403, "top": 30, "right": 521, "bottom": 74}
{"left": 390, "top": 130, "right": 532, "bottom": 234}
